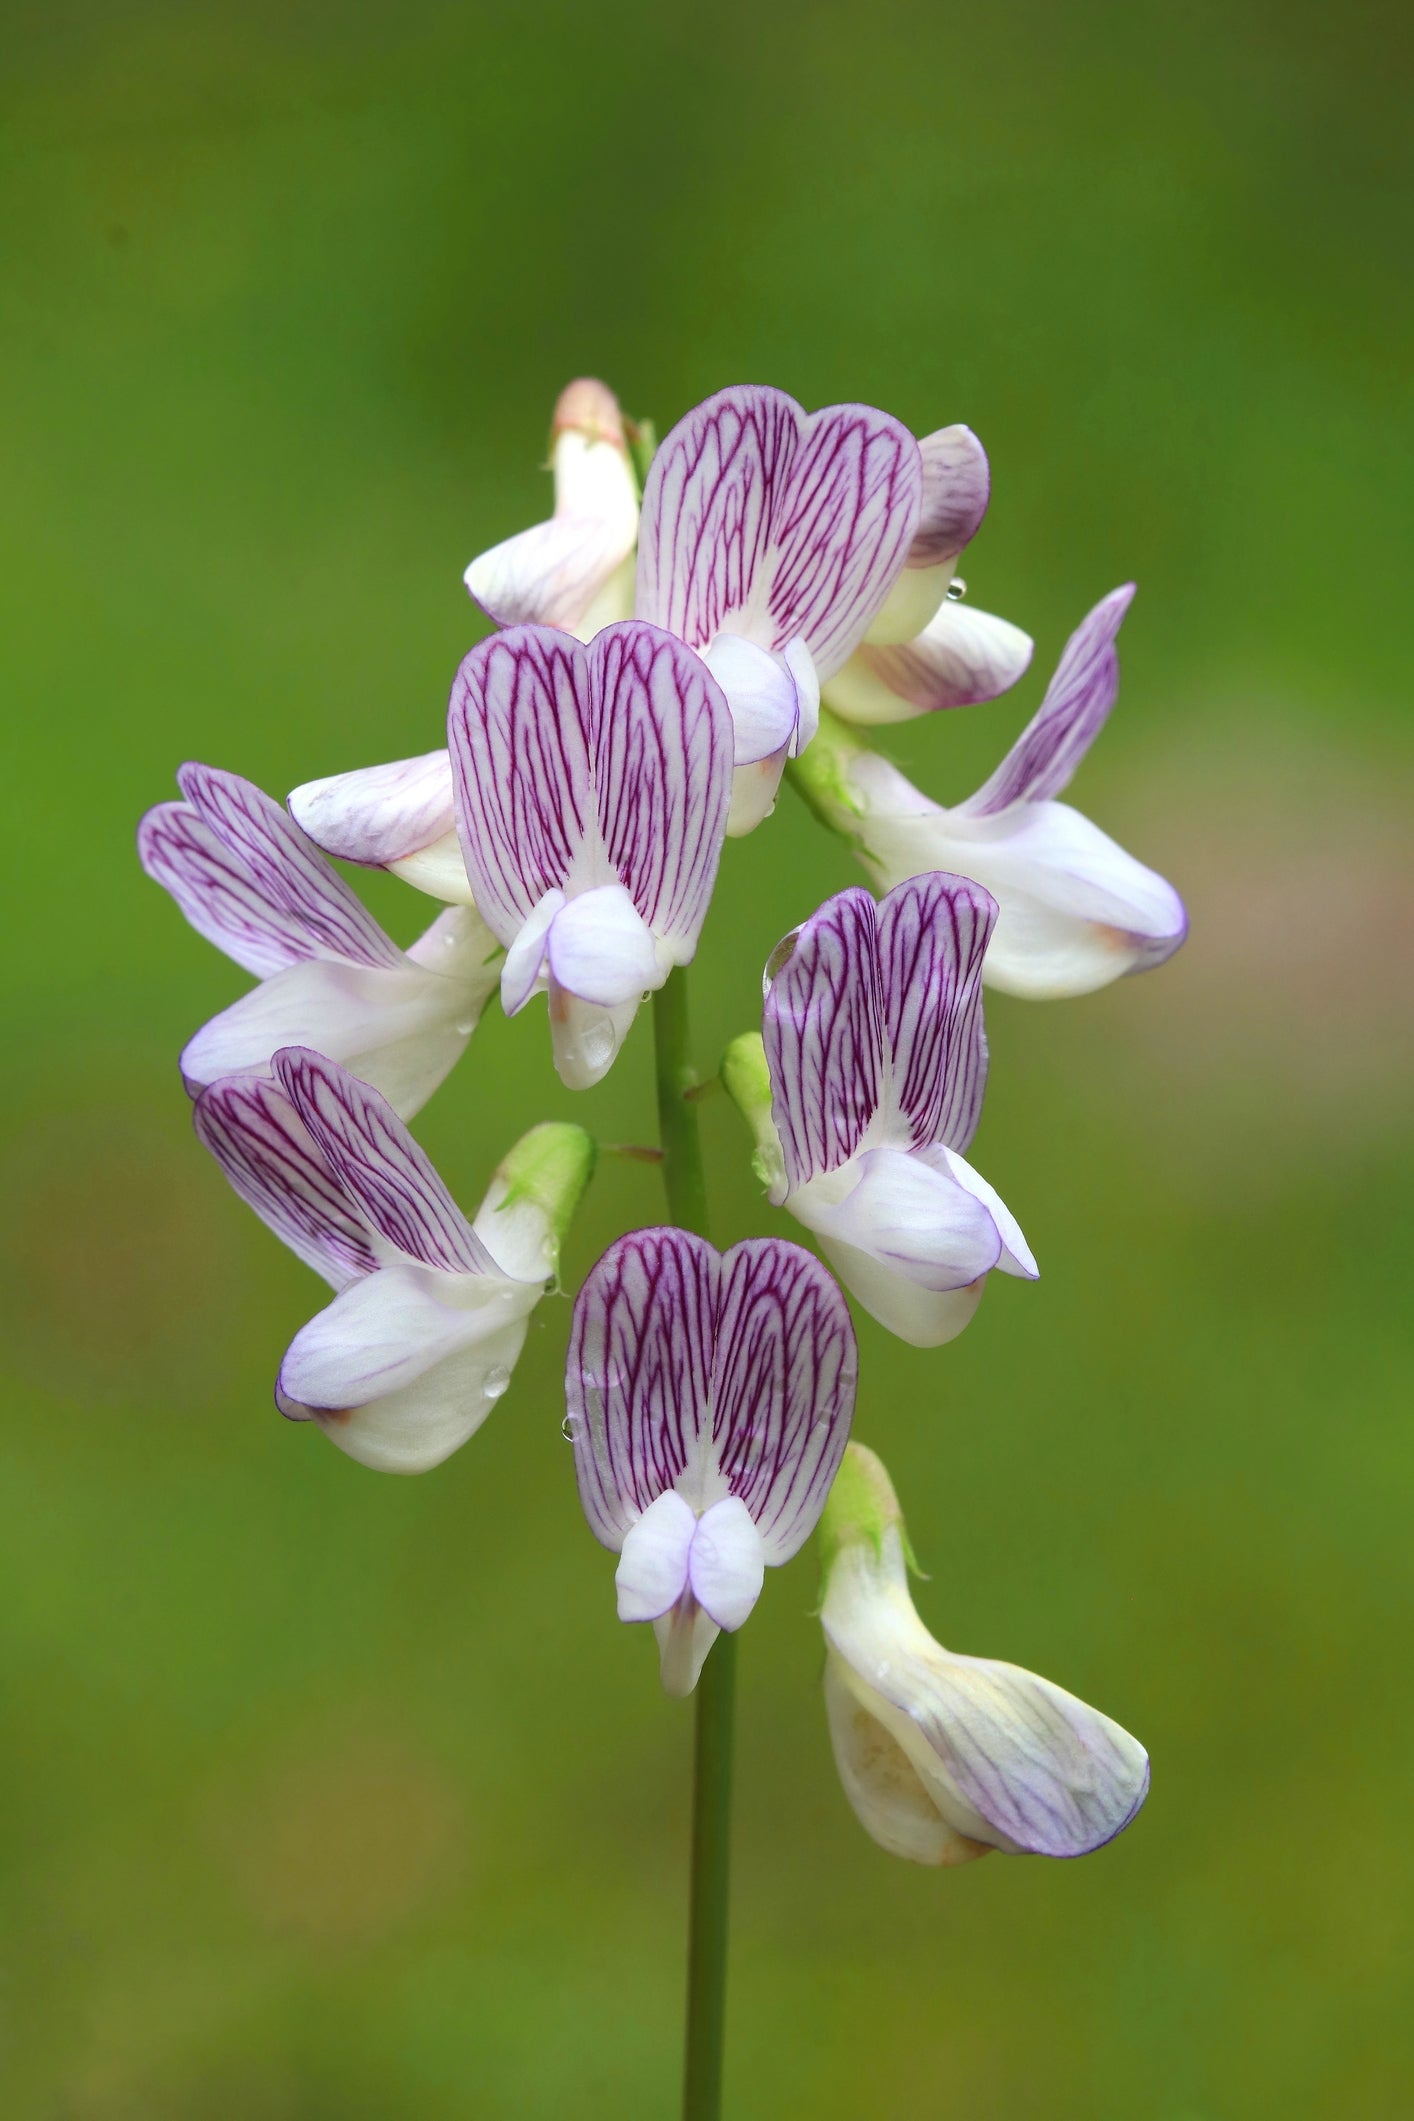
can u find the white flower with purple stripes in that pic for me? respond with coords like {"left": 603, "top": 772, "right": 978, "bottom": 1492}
{"left": 822, "top": 422, "right": 1034, "bottom": 726}
{"left": 138, "top": 764, "right": 500, "bottom": 1118}
{"left": 726, "top": 872, "right": 1036, "bottom": 1348}
{"left": 635, "top": 384, "right": 924, "bottom": 834}
{"left": 465, "top": 377, "right": 640, "bottom": 641}
{"left": 286, "top": 379, "right": 640, "bottom": 902}
{"left": 195, "top": 1047, "right": 593, "bottom": 1474}
{"left": 446, "top": 620, "right": 732, "bottom": 1090}
{"left": 568, "top": 1227, "right": 857, "bottom": 1696}
{"left": 796, "top": 587, "right": 1188, "bottom": 997}
{"left": 820, "top": 1444, "right": 1150, "bottom": 1866}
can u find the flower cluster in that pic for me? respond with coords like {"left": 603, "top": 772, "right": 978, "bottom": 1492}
{"left": 141, "top": 377, "right": 1182, "bottom": 1868}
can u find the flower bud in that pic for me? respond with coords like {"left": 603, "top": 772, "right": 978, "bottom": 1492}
{"left": 820, "top": 1443, "right": 1150, "bottom": 1866}
{"left": 475, "top": 1121, "right": 597, "bottom": 1283}
{"left": 720, "top": 1031, "right": 787, "bottom": 1199}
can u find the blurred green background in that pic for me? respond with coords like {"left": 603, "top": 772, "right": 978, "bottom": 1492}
{"left": 2, "top": 1, "right": 1410, "bottom": 2114}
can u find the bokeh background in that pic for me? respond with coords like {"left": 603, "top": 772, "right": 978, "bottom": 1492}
{"left": 2, "top": 2, "right": 1410, "bottom": 2114}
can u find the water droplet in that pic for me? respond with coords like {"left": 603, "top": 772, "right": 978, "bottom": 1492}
{"left": 483, "top": 1364, "right": 511, "bottom": 1402}
{"left": 579, "top": 1017, "right": 616, "bottom": 1072}
{"left": 561, "top": 1411, "right": 582, "bottom": 1442}
{"left": 946, "top": 575, "right": 967, "bottom": 602}
{"left": 454, "top": 1018, "right": 475, "bottom": 1036}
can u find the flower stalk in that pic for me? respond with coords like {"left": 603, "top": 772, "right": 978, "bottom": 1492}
{"left": 652, "top": 965, "right": 733, "bottom": 2121}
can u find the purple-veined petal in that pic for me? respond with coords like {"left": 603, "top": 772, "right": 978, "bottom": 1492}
{"left": 763, "top": 888, "right": 884, "bottom": 1194}
{"left": 837, "top": 1628, "right": 1152, "bottom": 1859}
{"left": 192, "top": 1072, "right": 376, "bottom": 1288}
{"left": 288, "top": 750, "right": 454, "bottom": 868}
{"left": 569, "top": 1228, "right": 855, "bottom": 1567}
{"left": 616, "top": 1489, "right": 697, "bottom": 1621}
{"left": 569, "top": 1226, "right": 718, "bottom": 1550}
{"left": 876, "top": 872, "right": 995, "bottom": 1154}
{"left": 140, "top": 802, "right": 315, "bottom": 979}
{"left": 863, "top": 425, "right": 990, "bottom": 646}
{"left": 175, "top": 765, "right": 404, "bottom": 968}
{"left": 466, "top": 512, "right": 637, "bottom": 634}
{"left": 545, "top": 882, "right": 658, "bottom": 1007}
{"left": 960, "top": 585, "right": 1136, "bottom": 816}
{"left": 910, "top": 424, "right": 990, "bottom": 568}
{"left": 447, "top": 627, "right": 593, "bottom": 942}
{"left": 636, "top": 386, "right": 923, "bottom": 681}
{"left": 277, "top": 1267, "right": 533, "bottom": 1474}
{"left": 710, "top": 1237, "right": 856, "bottom": 1563}
{"left": 826, "top": 601, "right": 1035, "bottom": 724}
{"left": 583, "top": 623, "right": 732, "bottom": 954}
{"left": 687, "top": 1496, "right": 765, "bottom": 1630}
{"left": 449, "top": 623, "right": 731, "bottom": 967}
{"left": 273, "top": 1046, "right": 493, "bottom": 1276}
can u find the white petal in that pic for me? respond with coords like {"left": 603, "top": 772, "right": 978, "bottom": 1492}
{"left": 502, "top": 889, "right": 565, "bottom": 1016}
{"left": 704, "top": 634, "right": 803, "bottom": 765}
{"left": 277, "top": 1261, "right": 536, "bottom": 1472}
{"left": 465, "top": 512, "right": 636, "bottom": 634}
{"left": 937, "top": 800, "right": 1188, "bottom": 999}
{"left": 817, "top": 1234, "right": 988, "bottom": 1348}
{"left": 687, "top": 1496, "right": 765, "bottom": 1631}
{"left": 652, "top": 1593, "right": 722, "bottom": 1699}
{"left": 789, "top": 1146, "right": 1002, "bottom": 1291}
{"left": 784, "top": 636, "right": 821, "bottom": 754}
{"left": 862, "top": 559, "right": 953, "bottom": 646}
{"left": 287, "top": 751, "right": 454, "bottom": 868}
{"left": 547, "top": 988, "right": 641, "bottom": 1091}
{"left": 616, "top": 1490, "right": 698, "bottom": 1622}
{"left": 545, "top": 882, "right": 659, "bottom": 1007}
{"left": 551, "top": 423, "right": 640, "bottom": 536}
{"left": 726, "top": 746, "right": 790, "bottom": 837}
{"left": 825, "top": 603, "right": 1034, "bottom": 726}
{"left": 180, "top": 957, "right": 483, "bottom": 1121}
{"left": 388, "top": 828, "right": 476, "bottom": 904}
{"left": 824, "top": 1650, "right": 979, "bottom": 1865}
{"left": 929, "top": 1146, "right": 1037, "bottom": 1278}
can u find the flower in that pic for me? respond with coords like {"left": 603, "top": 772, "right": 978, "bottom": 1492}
{"left": 635, "top": 384, "right": 923, "bottom": 834}
{"left": 195, "top": 1045, "right": 594, "bottom": 1473}
{"left": 568, "top": 1226, "right": 857, "bottom": 1696}
{"left": 724, "top": 872, "right": 1035, "bottom": 1348}
{"left": 821, "top": 423, "right": 1034, "bottom": 726}
{"left": 138, "top": 763, "right": 500, "bottom": 1117}
{"left": 791, "top": 587, "right": 1188, "bottom": 997}
{"left": 446, "top": 620, "right": 732, "bottom": 1089}
{"left": 287, "top": 379, "right": 640, "bottom": 898}
{"left": 819, "top": 1444, "right": 1150, "bottom": 1865}
{"left": 465, "top": 377, "right": 640, "bottom": 638}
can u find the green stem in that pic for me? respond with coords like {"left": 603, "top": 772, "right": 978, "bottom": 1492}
{"left": 651, "top": 967, "right": 736, "bottom": 2121}
{"left": 652, "top": 969, "right": 710, "bottom": 1238}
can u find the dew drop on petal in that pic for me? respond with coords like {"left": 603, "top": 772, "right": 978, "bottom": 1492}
{"left": 454, "top": 1018, "right": 476, "bottom": 1036}
{"left": 946, "top": 576, "right": 967, "bottom": 602}
{"left": 483, "top": 1364, "right": 511, "bottom": 1403}
{"left": 561, "top": 1411, "right": 582, "bottom": 1442}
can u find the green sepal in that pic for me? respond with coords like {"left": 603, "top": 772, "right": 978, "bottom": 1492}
{"left": 491, "top": 1121, "right": 596, "bottom": 1258}
{"left": 720, "top": 1031, "right": 786, "bottom": 1196}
